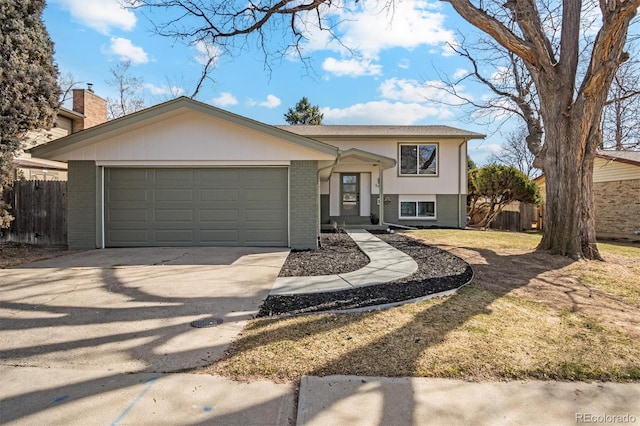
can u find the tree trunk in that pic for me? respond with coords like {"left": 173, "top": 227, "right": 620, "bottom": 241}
{"left": 537, "top": 114, "right": 603, "bottom": 260}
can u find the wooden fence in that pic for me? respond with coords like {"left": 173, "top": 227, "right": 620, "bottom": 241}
{"left": 489, "top": 203, "right": 538, "bottom": 232}
{"left": 1, "top": 180, "right": 67, "bottom": 246}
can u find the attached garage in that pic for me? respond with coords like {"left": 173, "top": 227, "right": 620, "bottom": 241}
{"left": 28, "top": 97, "right": 339, "bottom": 250}
{"left": 105, "top": 168, "right": 288, "bottom": 247}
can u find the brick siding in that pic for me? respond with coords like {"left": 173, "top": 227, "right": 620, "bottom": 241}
{"left": 289, "top": 161, "right": 318, "bottom": 249}
{"left": 593, "top": 179, "right": 640, "bottom": 235}
{"left": 72, "top": 89, "right": 107, "bottom": 130}
{"left": 67, "top": 161, "right": 97, "bottom": 249}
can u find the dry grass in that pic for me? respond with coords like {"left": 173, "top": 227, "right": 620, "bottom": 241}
{"left": 200, "top": 229, "right": 640, "bottom": 383}
{"left": 0, "top": 243, "right": 70, "bottom": 268}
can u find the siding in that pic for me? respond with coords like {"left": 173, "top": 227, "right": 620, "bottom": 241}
{"left": 289, "top": 160, "right": 319, "bottom": 249}
{"left": 594, "top": 157, "right": 640, "bottom": 182}
{"left": 67, "top": 161, "right": 97, "bottom": 249}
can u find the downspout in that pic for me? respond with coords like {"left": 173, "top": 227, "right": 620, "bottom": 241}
{"left": 378, "top": 163, "right": 384, "bottom": 225}
{"left": 458, "top": 139, "right": 467, "bottom": 229}
{"left": 317, "top": 155, "right": 340, "bottom": 247}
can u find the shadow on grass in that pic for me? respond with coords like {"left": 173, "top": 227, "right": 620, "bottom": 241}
{"left": 212, "top": 244, "right": 580, "bottom": 424}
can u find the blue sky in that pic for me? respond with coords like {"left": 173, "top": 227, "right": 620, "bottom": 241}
{"left": 43, "top": 0, "right": 511, "bottom": 164}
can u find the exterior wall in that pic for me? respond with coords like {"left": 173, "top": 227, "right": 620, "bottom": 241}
{"left": 316, "top": 138, "right": 468, "bottom": 195}
{"left": 72, "top": 89, "right": 107, "bottom": 130}
{"left": 321, "top": 194, "right": 464, "bottom": 228}
{"left": 594, "top": 157, "right": 640, "bottom": 182}
{"left": 289, "top": 160, "right": 319, "bottom": 249}
{"left": 67, "top": 161, "right": 97, "bottom": 249}
{"left": 17, "top": 167, "right": 67, "bottom": 181}
{"left": 53, "top": 111, "right": 336, "bottom": 163}
{"left": 593, "top": 179, "right": 640, "bottom": 235}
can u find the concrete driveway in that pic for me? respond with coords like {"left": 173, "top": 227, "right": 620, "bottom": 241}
{"left": 0, "top": 247, "right": 289, "bottom": 373}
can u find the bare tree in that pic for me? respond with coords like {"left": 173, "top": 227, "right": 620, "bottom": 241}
{"left": 602, "top": 49, "right": 640, "bottom": 150}
{"left": 58, "top": 71, "right": 84, "bottom": 107}
{"left": 105, "top": 60, "right": 145, "bottom": 119}
{"left": 489, "top": 126, "right": 539, "bottom": 178}
{"left": 125, "top": 0, "right": 640, "bottom": 259}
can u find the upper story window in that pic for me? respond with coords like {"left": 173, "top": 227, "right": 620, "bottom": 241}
{"left": 399, "top": 143, "right": 438, "bottom": 176}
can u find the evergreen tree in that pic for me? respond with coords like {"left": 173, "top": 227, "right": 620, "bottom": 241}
{"left": 284, "top": 97, "right": 323, "bottom": 125}
{"left": 0, "top": 0, "right": 59, "bottom": 227}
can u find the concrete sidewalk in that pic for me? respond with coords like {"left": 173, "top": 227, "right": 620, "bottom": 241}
{"left": 4, "top": 367, "right": 639, "bottom": 425}
{"left": 297, "top": 376, "right": 640, "bottom": 426}
{"left": 0, "top": 365, "right": 295, "bottom": 425}
{"left": 270, "top": 230, "right": 418, "bottom": 295}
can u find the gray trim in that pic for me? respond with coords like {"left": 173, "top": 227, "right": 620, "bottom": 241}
{"left": 320, "top": 194, "right": 465, "bottom": 229}
{"left": 67, "top": 161, "right": 97, "bottom": 250}
{"left": 289, "top": 161, "right": 319, "bottom": 249}
{"left": 30, "top": 97, "right": 339, "bottom": 159}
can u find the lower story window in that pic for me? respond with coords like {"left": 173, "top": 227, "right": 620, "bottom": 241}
{"left": 400, "top": 201, "right": 435, "bottom": 219}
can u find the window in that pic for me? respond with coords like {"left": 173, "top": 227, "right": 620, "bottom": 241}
{"left": 399, "top": 143, "right": 438, "bottom": 175}
{"left": 400, "top": 201, "right": 435, "bottom": 219}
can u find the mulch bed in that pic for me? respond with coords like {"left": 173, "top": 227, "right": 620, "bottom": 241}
{"left": 258, "top": 231, "right": 473, "bottom": 317}
{"left": 279, "top": 231, "right": 370, "bottom": 277}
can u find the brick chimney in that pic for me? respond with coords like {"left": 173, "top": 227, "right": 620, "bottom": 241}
{"left": 72, "top": 84, "right": 107, "bottom": 131}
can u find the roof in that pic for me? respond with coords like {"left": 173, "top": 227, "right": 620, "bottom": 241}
{"left": 596, "top": 150, "right": 640, "bottom": 166}
{"left": 277, "top": 125, "right": 485, "bottom": 139}
{"left": 29, "top": 97, "right": 339, "bottom": 159}
{"left": 57, "top": 106, "right": 84, "bottom": 119}
{"left": 14, "top": 157, "right": 68, "bottom": 170}
{"left": 338, "top": 148, "right": 396, "bottom": 169}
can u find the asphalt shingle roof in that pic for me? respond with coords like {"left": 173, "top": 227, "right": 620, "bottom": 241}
{"left": 276, "top": 125, "right": 485, "bottom": 138}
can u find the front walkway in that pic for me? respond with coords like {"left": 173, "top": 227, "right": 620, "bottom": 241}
{"left": 270, "top": 230, "right": 418, "bottom": 295}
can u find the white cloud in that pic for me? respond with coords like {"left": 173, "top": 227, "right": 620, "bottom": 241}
{"left": 248, "top": 94, "right": 281, "bottom": 109}
{"left": 144, "top": 83, "right": 184, "bottom": 97}
{"left": 453, "top": 68, "right": 469, "bottom": 80}
{"left": 194, "top": 40, "right": 221, "bottom": 66}
{"left": 321, "top": 101, "right": 451, "bottom": 125}
{"left": 378, "top": 78, "right": 469, "bottom": 105}
{"left": 107, "top": 37, "right": 149, "bottom": 64}
{"left": 212, "top": 92, "right": 238, "bottom": 107}
{"left": 322, "top": 57, "right": 382, "bottom": 77}
{"left": 53, "top": 0, "right": 136, "bottom": 34}
{"left": 397, "top": 59, "right": 411, "bottom": 70}
{"left": 302, "top": 0, "right": 455, "bottom": 58}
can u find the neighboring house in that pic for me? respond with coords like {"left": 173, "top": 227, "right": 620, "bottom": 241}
{"left": 15, "top": 86, "right": 107, "bottom": 180}
{"left": 535, "top": 150, "right": 640, "bottom": 238}
{"left": 29, "top": 97, "right": 484, "bottom": 250}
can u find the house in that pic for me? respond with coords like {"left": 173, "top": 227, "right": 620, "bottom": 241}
{"left": 15, "top": 86, "right": 107, "bottom": 180}
{"left": 28, "top": 97, "right": 484, "bottom": 250}
{"left": 534, "top": 150, "right": 640, "bottom": 238}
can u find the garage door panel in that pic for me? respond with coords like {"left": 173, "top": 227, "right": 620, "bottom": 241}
{"left": 105, "top": 168, "right": 288, "bottom": 247}
{"left": 154, "top": 209, "right": 194, "bottom": 222}
{"left": 155, "top": 230, "right": 194, "bottom": 243}
{"left": 245, "top": 209, "right": 284, "bottom": 222}
{"left": 200, "top": 189, "right": 239, "bottom": 202}
{"left": 108, "top": 230, "right": 149, "bottom": 243}
{"left": 154, "top": 189, "right": 194, "bottom": 202}
{"left": 109, "top": 209, "right": 148, "bottom": 222}
{"left": 108, "top": 169, "right": 149, "bottom": 185}
{"left": 109, "top": 188, "right": 149, "bottom": 202}
{"left": 200, "top": 209, "right": 239, "bottom": 222}
{"left": 154, "top": 169, "right": 195, "bottom": 182}
{"left": 200, "top": 230, "right": 240, "bottom": 243}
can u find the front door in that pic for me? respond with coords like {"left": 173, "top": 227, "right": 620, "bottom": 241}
{"left": 341, "top": 173, "right": 360, "bottom": 216}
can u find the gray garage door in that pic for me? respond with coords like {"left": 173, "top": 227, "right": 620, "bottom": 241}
{"left": 104, "top": 168, "right": 288, "bottom": 247}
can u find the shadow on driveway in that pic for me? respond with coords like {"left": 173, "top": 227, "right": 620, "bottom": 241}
{"left": 0, "top": 247, "right": 292, "bottom": 424}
